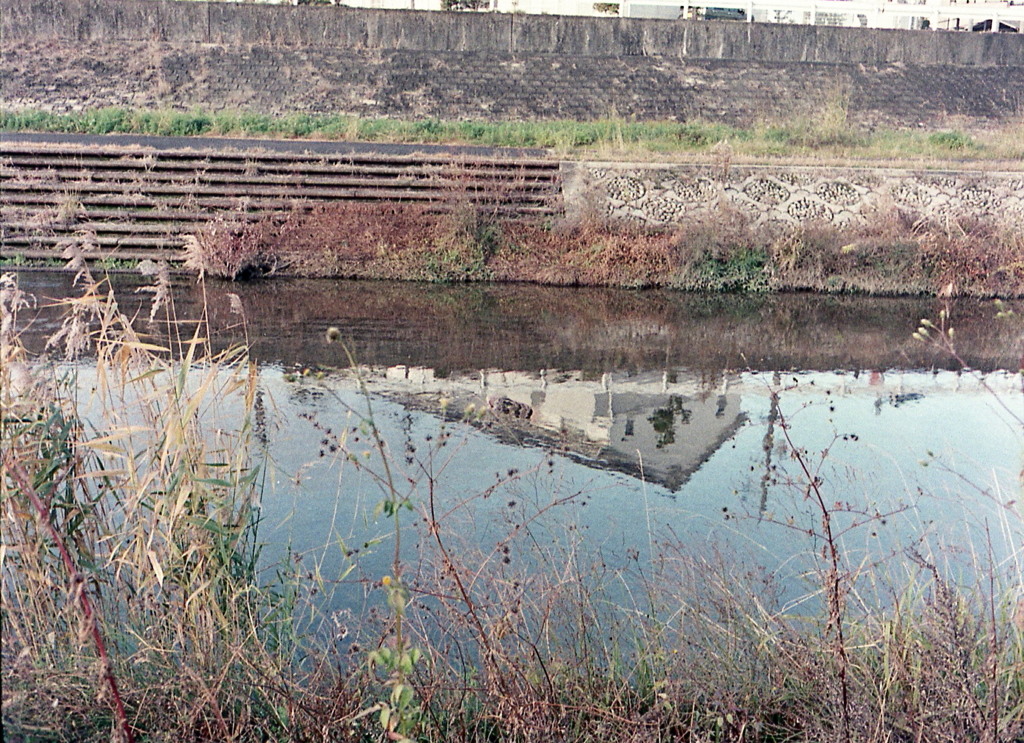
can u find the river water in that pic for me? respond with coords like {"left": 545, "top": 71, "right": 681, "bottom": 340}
{"left": 8, "top": 270, "right": 1024, "bottom": 617}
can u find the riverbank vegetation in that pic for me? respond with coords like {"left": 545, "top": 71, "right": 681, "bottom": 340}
{"left": 4, "top": 106, "right": 1022, "bottom": 298}
{"left": 3, "top": 106, "right": 1023, "bottom": 164}
{"left": 184, "top": 197, "right": 1024, "bottom": 297}
{"left": 2, "top": 266, "right": 1023, "bottom": 741}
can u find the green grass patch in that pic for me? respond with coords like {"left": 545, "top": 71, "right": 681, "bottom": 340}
{"left": 6, "top": 106, "right": 1020, "bottom": 162}
{"left": 928, "top": 130, "right": 977, "bottom": 151}
{"left": 0, "top": 253, "right": 65, "bottom": 269}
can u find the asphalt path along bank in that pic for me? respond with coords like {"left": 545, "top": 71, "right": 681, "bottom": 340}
{"left": 0, "top": 131, "right": 550, "bottom": 160}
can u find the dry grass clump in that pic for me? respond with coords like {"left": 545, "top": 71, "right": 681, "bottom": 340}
{"left": 495, "top": 218, "right": 678, "bottom": 288}
{"left": 763, "top": 207, "right": 1024, "bottom": 298}
{"left": 181, "top": 194, "right": 1024, "bottom": 298}
{"left": 269, "top": 201, "right": 437, "bottom": 279}
{"left": 188, "top": 200, "right": 502, "bottom": 283}
{"left": 767, "top": 210, "right": 933, "bottom": 296}
{"left": 919, "top": 219, "right": 1024, "bottom": 298}
{"left": 184, "top": 214, "right": 281, "bottom": 280}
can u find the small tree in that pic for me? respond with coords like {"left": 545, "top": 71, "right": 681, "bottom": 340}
{"left": 443, "top": 0, "right": 490, "bottom": 10}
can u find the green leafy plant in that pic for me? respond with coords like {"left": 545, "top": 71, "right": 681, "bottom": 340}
{"left": 322, "top": 336, "right": 426, "bottom": 741}
{"left": 928, "top": 130, "right": 976, "bottom": 151}
{"left": 690, "top": 247, "right": 771, "bottom": 293}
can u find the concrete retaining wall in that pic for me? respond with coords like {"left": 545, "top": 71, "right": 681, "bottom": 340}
{"left": 565, "top": 162, "right": 1024, "bottom": 230}
{"left": 3, "top": 0, "right": 1022, "bottom": 127}
{"left": 4, "top": 0, "right": 1023, "bottom": 65}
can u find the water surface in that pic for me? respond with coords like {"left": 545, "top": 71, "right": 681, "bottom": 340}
{"left": 9, "top": 271, "right": 1023, "bottom": 616}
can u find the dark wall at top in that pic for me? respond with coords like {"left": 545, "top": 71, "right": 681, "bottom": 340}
{"left": 4, "top": 0, "right": 1022, "bottom": 65}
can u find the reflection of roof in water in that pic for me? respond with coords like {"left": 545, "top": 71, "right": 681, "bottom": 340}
{"left": 600, "top": 392, "right": 748, "bottom": 492}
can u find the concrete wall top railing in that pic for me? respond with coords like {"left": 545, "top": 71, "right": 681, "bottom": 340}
{"left": 3, "top": 0, "right": 1023, "bottom": 65}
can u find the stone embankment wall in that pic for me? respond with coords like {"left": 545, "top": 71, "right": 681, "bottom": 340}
{"left": 5, "top": 0, "right": 1021, "bottom": 63}
{"left": 565, "top": 163, "right": 1024, "bottom": 230}
{"left": 3, "top": 0, "right": 1023, "bottom": 128}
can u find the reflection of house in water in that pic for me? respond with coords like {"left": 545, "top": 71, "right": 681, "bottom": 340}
{"left": 354, "top": 364, "right": 1020, "bottom": 492}
{"left": 376, "top": 367, "right": 745, "bottom": 492}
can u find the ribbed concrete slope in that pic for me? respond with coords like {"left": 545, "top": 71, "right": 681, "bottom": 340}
{"left": 0, "top": 140, "right": 562, "bottom": 263}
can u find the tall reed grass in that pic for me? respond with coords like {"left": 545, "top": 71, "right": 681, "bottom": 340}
{"left": 1, "top": 261, "right": 314, "bottom": 740}
{"left": 2, "top": 264, "right": 1022, "bottom": 742}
